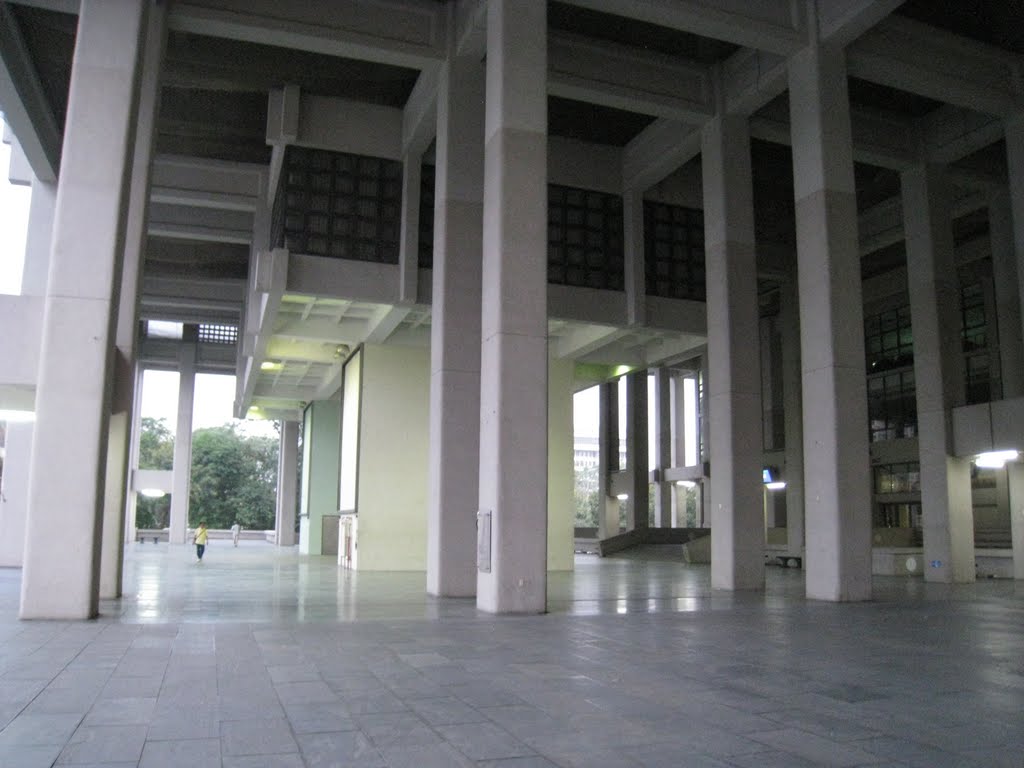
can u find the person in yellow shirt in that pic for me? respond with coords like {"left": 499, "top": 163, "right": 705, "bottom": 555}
{"left": 193, "top": 522, "right": 208, "bottom": 562}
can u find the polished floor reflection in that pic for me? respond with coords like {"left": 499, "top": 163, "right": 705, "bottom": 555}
{"left": 1, "top": 542, "right": 1022, "bottom": 767}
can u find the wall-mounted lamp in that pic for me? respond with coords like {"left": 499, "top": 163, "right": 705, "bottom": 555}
{"left": 139, "top": 489, "right": 166, "bottom": 499}
{"left": 765, "top": 481, "right": 787, "bottom": 491}
{"left": 675, "top": 480, "right": 697, "bottom": 488}
{"left": 616, "top": 493, "right": 629, "bottom": 500}
{"left": 974, "top": 450, "right": 1019, "bottom": 469}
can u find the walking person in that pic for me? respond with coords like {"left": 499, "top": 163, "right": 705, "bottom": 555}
{"left": 193, "top": 521, "right": 208, "bottom": 562}
{"left": 231, "top": 521, "right": 241, "bottom": 547}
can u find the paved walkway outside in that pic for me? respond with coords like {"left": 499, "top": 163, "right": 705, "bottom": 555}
{"left": 0, "top": 542, "right": 1022, "bottom": 767}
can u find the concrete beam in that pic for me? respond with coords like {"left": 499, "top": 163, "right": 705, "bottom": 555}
{"left": 403, "top": 65, "right": 439, "bottom": 156}
{"left": 848, "top": 16, "right": 1024, "bottom": 118}
{"left": 168, "top": 0, "right": 446, "bottom": 71}
{"left": 0, "top": 1, "right": 60, "bottom": 181}
{"left": 548, "top": 31, "right": 713, "bottom": 122}
{"left": 557, "top": 0, "right": 805, "bottom": 56}
{"left": 266, "top": 88, "right": 404, "bottom": 160}
{"left": 622, "top": 118, "right": 702, "bottom": 191}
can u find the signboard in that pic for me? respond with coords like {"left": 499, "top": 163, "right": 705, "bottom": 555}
{"left": 477, "top": 510, "right": 491, "bottom": 573}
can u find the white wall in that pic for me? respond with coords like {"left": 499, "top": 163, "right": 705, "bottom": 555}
{"left": 356, "top": 344, "right": 430, "bottom": 570}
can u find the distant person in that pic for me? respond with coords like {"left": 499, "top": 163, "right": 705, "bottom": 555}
{"left": 193, "top": 521, "right": 208, "bottom": 562}
{"left": 231, "top": 522, "right": 241, "bottom": 547}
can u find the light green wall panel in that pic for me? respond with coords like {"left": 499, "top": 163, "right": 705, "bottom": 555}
{"left": 298, "top": 398, "right": 341, "bottom": 555}
{"left": 356, "top": 344, "right": 430, "bottom": 571}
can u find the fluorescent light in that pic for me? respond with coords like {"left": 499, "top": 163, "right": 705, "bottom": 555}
{"left": 975, "top": 450, "right": 1019, "bottom": 469}
{"left": 616, "top": 493, "right": 629, "bottom": 500}
{"left": 675, "top": 480, "right": 696, "bottom": 488}
{"left": 139, "top": 488, "right": 166, "bottom": 498}
{"left": 765, "top": 481, "right": 787, "bottom": 491}
{"left": 0, "top": 410, "right": 35, "bottom": 423}
{"left": 260, "top": 361, "right": 282, "bottom": 371}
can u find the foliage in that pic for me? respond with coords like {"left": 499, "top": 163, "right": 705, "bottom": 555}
{"left": 136, "top": 417, "right": 173, "bottom": 528}
{"left": 573, "top": 464, "right": 600, "bottom": 528}
{"left": 138, "top": 417, "right": 174, "bottom": 470}
{"left": 189, "top": 424, "right": 279, "bottom": 530}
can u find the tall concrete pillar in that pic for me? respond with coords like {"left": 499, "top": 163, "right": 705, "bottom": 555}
{"left": 623, "top": 188, "right": 645, "bottom": 326}
{"left": 626, "top": 370, "right": 649, "bottom": 531}
{"left": 476, "top": 0, "right": 548, "bottom": 613}
{"left": 788, "top": 41, "right": 872, "bottom": 601}
{"left": 20, "top": 0, "right": 146, "bottom": 619}
{"left": 780, "top": 281, "right": 805, "bottom": 559}
{"left": 124, "top": 365, "right": 144, "bottom": 539}
{"left": 100, "top": 2, "right": 166, "bottom": 597}
{"left": 702, "top": 112, "right": 763, "bottom": 591}
{"left": 427, "top": 33, "right": 484, "bottom": 597}
{"left": 275, "top": 419, "right": 299, "bottom": 546}
{"left": 597, "top": 380, "right": 619, "bottom": 539}
{"left": 169, "top": 329, "right": 197, "bottom": 544}
{"left": 902, "top": 164, "right": 975, "bottom": 583}
{"left": 990, "top": 192, "right": 1024, "bottom": 398}
{"left": 0, "top": 177, "right": 55, "bottom": 568}
{"left": 1006, "top": 116, "right": 1024, "bottom": 367}
{"left": 653, "top": 368, "right": 672, "bottom": 527}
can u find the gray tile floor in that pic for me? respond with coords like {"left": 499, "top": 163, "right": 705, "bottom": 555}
{"left": 1, "top": 542, "right": 1023, "bottom": 767}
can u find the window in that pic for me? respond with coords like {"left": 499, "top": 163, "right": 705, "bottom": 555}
{"left": 643, "top": 202, "right": 705, "bottom": 300}
{"left": 547, "top": 185, "right": 624, "bottom": 290}
{"left": 874, "top": 462, "right": 920, "bottom": 494}
{"left": 418, "top": 162, "right": 435, "bottom": 269}
{"left": 867, "top": 370, "right": 916, "bottom": 442}
{"left": 960, "top": 282, "right": 986, "bottom": 352}
{"left": 198, "top": 324, "right": 238, "bottom": 344}
{"left": 960, "top": 280, "right": 998, "bottom": 404}
{"left": 874, "top": 502, "right": 921, "bottom": 530}
{"left": 272, "top": 147, "right": 402, "bottom": 264}
{"left": 864, "top": 304, "right": 913, "bottom": 373}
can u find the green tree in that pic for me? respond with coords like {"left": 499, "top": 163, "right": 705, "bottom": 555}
{"left": 189, "top": 425, "right": 278, "bottom": 530}
{"left": 136, "top": 417, "right": 173, "bottom": 528}
{"left": 573, "top": 464, "right": 600, "bottom": 528}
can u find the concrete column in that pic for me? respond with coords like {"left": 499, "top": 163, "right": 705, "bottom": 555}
{"left": 169, "top": 330, "right": 197, "bottom": 545}
{"left": 398, "top": 152, "right": 421, "bottom": 305}
{"left": 1009, "top": 462, "right": 1024, "bottom": 580}
{"left": 275, "top": 419, "right": 299, "bottom": 546}
{"left": 124, "top": 365, "right": 144, "bottom": 539}
{"left": 427, "top": 36, "right": 484, "bottom": 597}
{"left": 788, "top": 41, "right": 872, "bottom": 601}
{"left": 902, "top": 164, "right": 975, "bottom": 583}
{"left": 623, "top": 188, "right": 645, "bottom": 326}
{"left": 989, "top": 191, "right": 1024, "bottom": 398}
{"left": 99, "top": 1, "right": 165, "bottom": 598}
{"left": 477, "top": 0, "right": 548, "bottom": 613}
{"left": 597, "top": 381, "right": 619, "bottom": 539}
{"left": 780, "top": 281, "right": 805, "bottom": 559}
{"left": 20, "top": 0, "right": 146, "bottom": 619}
{"left": 626, "top": 370, "right": 649, "bottom": 531}
{"left": 653, "top": 368, "right": 672, "bottom": 527}
{"left": 1006, "top": 116, "right": 1024, "bottom": 369}
{"left": 702, "top": 113, "right": 763, "bottom": 591}
{"left": 0, "top": 178, "right": 55, "bottom": 568}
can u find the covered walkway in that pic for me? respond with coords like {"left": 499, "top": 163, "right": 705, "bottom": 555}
{"left": 0, "top": 546, "right": 1022, "bottom": 766}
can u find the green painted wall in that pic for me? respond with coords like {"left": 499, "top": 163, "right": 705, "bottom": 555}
{"left": 356, "top": 344, "right": 430, "bottom": 570}
{"left": 298, "top": 398, "right": 341, "bottom": 555}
